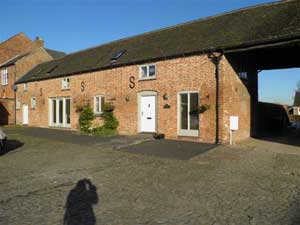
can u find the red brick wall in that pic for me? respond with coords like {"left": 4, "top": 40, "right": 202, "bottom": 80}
{"left": 0, "top": 65, "right": 15, "bottom": 99}
{"left": 0, "top": 33, "right": 33, "bottom": 64}
{"left": 220, "top": 56, "right": 251, "bottom": 142}
{"left": 0, "top": 47, "right": 53, "bottom": 125}
{"left": 15, "top": 48, "right": 52, "bottom": 81}
{"left": 16, "top": 53, "right": 251, "bottom": 143}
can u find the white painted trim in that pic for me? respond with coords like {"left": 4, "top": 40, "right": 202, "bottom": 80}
{"left": 139, "top": 64, "right": 156, "bottom": 80}
{"left": 1, "top": 68, "right": 8, "bottom": 86}
{"left": 93, "top": 95, "right": 104, "bottom": 114}
{"left": 30, "top": 97, "right": 36, "bottom": 109}
{"left": 137, "top": 91, "right": 158, "bottom": 133}
{"left": 177, "top": 91, "right": 200, "bottom": 137}
{"left": 61, "top": 77, "right": 70, "bottom": 90}
{"left": 22, "top": 104, "right": 29, "bottom": 125}
{"left": 48, "top": 97, "right": 71, "bottom": 128}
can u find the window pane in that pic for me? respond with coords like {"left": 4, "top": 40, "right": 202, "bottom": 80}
{"left": 66, "top": 78, "right": 70, "bottom": 88}
{"left": 53, "top": 100, "right": 56, "bottom": 123}
{"left": 180, "top": 93, "right": 188, "bottom": 130}
{"left": 95, "top": 97, "right": 100, "bottom": 113}
{"left": 189, "top": 93, "right": 199, "bottom": 130}
{"left": 141, "top": 66, "right": 148, "bottom": 78}
{"left": 66, "top": 99, "right": 71, "bottom": 124}
{"left": 101, "top": 96, "right": 105, "bottom": 112}
{"left": 59, "top": 100, "right": 63, "bottom": 123}
{"left": 149, "top": 65, "right": 155, "bottom": 77}
{"left": 31, "top": 98, "right": 36, "bottom": 108}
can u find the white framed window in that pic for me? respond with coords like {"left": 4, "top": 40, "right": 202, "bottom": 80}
{"left": 16, "top": 99, "right": 21, "bottom": 110}
{"left": 49, "top": 97, "right": 71, "bottom": 128}
{"left": 24, "top": 83, "right": 28, "bottom": 91}
{"left": 94, "top": 95, "right": 104, "bottom": 114}
{"left": 31, "top": 97, "right": 37, "bottom": 109}
{"left": 177, "top": 91, "right": 199, "bottom": 137}
{"left": 61, "top": 77, "right": 70, "bottom": 90}
{"left": 139, "top": 64, "right": 156, "bottom": 80}
{"left": 1, "top": 68, "right": 8, "bottom": 85}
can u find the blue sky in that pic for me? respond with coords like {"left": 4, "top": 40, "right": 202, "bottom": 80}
{"left": 1, "top": 0, "right": 299, "bottom": 105}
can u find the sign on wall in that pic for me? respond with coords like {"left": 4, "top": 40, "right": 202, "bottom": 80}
{"left": 129, "top": 76, "right": 135, "bottom": 89}
{"left": 81, "top": 81, "right": 85, "bottom": 92}
{"left": 230, "top": 116, "right": 239, "bottom": 131}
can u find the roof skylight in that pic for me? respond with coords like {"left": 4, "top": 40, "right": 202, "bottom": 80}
{"left": 111, "top": 50, "right": 126, "bottom": 63}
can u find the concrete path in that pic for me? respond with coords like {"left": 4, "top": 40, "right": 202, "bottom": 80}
{"left": 121, "top": 139, "right": 216, "bottom": 160}
{"left": 3, "top": 127, "right": 216, "bottom": 160}
{"left": 4, "top": 127, "right": 152, "bottom": 150}
{"left": 1, "top": 129, "right": 300, "bottom": 225}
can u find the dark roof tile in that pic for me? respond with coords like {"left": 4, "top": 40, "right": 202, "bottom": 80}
{"left": 16, "top": 0, "right": 300, "bottom": 84}
{"left": 45, "top": 48, "right": 66, "bottom": 59}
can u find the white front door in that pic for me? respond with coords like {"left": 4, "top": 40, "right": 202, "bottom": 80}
{"left": 140, "top": 95, "right": 156, "bottom": 132}
{"left": 22, "top": 104, "right": 28, "bottom": 125}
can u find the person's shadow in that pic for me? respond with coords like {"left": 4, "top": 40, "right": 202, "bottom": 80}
{"left": 63, "top": 179, "right": 98, "bottom": 225}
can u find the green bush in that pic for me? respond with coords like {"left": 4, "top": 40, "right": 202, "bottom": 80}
{"left": 78, "top": 103, "right": 119, "bottom": 136}
{"left": 101, "top": 103, "right": 119, "bottom": 131}
{"left": 79, "top": 106, "right": 94, "bottom": 133}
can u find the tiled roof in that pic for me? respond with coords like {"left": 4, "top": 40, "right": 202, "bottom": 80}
{"left": 17, "top": 0, "right": 300, "bottom": 84}
{"left": 45, "top": 48, "right": 66, "bottom": 59}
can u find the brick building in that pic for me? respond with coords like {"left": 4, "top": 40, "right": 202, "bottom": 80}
{"left": 0, "top": 34, "right": 65, "bottom": 125}
{"left": 15, "top": 0, "right": 300, "bottom": 143}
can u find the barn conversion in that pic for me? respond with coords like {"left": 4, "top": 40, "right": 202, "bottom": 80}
{"left": 14, "top": 0, "right": 300, "bottom": 143}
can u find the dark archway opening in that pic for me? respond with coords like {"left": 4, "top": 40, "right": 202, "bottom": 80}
{"left": 226, "top": 40, "right": 300, "bottom": 146}
{"left": 0, "top": 102, "right": 9, "bottom": 126}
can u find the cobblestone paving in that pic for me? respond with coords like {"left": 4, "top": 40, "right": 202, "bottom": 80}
{"left": 1, "top": 131, "right": 300, "bottom": 225}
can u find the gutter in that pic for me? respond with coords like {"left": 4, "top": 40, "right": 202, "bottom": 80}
{"left": 224, "top": 37, "right": 300, "bottom": 53}
{"left": 209, "top": 52, "right": 223, "bottom": 144}
{"left": 14, "top": 64, "right": 17, "bottom": 125}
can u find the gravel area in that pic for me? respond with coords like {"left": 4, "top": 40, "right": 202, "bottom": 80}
{"left": 1, "top": 129, "right": 300, "bottom": 225}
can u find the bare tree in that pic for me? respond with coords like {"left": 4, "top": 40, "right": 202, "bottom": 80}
{"left": 296, "top": 80, "right": 300, "bottom": 92}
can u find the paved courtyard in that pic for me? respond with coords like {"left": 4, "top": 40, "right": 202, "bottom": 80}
{"left": 1, "top": 128, "right": 300, "bottom": 224}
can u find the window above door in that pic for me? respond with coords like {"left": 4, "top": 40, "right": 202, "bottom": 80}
{"left": 139, "top": 64, "right": 156, "bottom": 80}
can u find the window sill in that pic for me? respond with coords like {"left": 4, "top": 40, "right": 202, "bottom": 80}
{"left": 178, "top": 130, "right": 199, "bottom": 137}
{"left": 61, "top": 88, "right": 70, "bottom": 91}
{"left": 139, "top": 77, "right": 156, "bottom": 81}
{"left": 93, "top": 113, "right": 103, "bottom": 117}
{"left": 48, "top": 126, "right": 71, "bottom": 129}
{"left": 1, "top": 84, "right": 8, "bottom": 86}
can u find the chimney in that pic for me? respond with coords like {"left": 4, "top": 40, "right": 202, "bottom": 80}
{"left": 32, "top": 36, "right": 44, "bottom": 50}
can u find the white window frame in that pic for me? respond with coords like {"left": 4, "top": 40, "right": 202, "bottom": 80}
{"left": 139, "top": 64, "right": 156, "bottom": 80}
{"left": 48, "top": 97, "right": 71, "bottom": 128}
{"left": 94, "top": 95, "right": 104, "bottom": 114}
{"left": 24, "top": 83, "right": 28, "bottom": 91}
{"left": 1, "top": 68, "right": 8, "bottom": 86}
{"left": 177, "top": 91, "right": 200, "bottom": 137}
{"left": 31, "top": 97, "right": 37, "bottom": 109}
{"left": 61, "top": 77, "right": 70, "bottom": 90}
